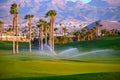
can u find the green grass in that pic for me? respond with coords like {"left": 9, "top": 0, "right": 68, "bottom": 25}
{"left": 0, "top": 55, "right": 120, "bottom": 79}
{"left": 0, "top": 36, "right": 120, "bottom": 80}
{"left": 2, "top": 72, "right": 120, "bottom": 80}
{"left": 55, "top": 36, "right": 120, "bottom": 51}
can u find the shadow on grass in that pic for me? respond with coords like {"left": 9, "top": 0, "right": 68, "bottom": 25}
{"left": 1, "top": 72, "right": 120, "bottom": 80}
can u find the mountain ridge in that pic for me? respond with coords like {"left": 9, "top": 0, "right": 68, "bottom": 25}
{"left": 0, "top": 0, "right": 120, "bottom": 25}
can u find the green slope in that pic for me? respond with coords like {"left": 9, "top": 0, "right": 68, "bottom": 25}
{"left": 0, "top": 36, "right": 120, "bottom": 80}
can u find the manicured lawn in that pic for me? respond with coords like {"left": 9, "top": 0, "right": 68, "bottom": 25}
{"left": 2, "top": 72, "right": 120, "bottom": 80}
{"left": 55, "top": 36, "right": 120, "bottom": 51}
{"left": 0, "top": 54, "right": 120, "bottom": 79}
{"left": 0, "top": 36, "right": 120, "bottom": 80}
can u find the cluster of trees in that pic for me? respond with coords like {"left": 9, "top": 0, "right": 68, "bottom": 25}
{"left": 101, "top": 29, "right": 118, "bottom": 36}
{"left": 53, "top": 22, "right": 119, "bottom": 44}
{"left": 2, "top": 3, "right": 56, "bottom": 54}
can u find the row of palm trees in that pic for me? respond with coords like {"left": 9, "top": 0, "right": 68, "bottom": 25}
{"left": 9, "top": 3, "right": 56, "bottom": 54}
{"left": 24, "top": 14, "right": 34, "bottom": 53}
{"left": 10, "top": 3, "right": 20, "bottom": 54}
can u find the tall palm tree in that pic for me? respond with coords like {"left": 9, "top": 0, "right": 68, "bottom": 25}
{"left": 45, "top": 10, "right": 56, "bottom": 51}
{"left": 10, "top": 3, "right": 20, "bottom": 54}
{"left": 37, "top": 19, "right": 48, "bottom": 50}
{"left": 25, "top": 14, "right": 34, "bottom": 53}
{"left": 44, "top": 22, "right": 49, "bottom": 45}
{"left": 0, "top": 21, "right": 4, "bottom": 41}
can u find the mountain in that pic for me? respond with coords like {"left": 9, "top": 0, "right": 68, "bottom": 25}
{"left": 88, "top": 20, "right": 120, "bottom": 30}
{"left": 0, "top": 0, "right": 120, "bottom": 25}
{"left": 88, "top": 0, "right": 109, "bottom": 7}
{"left": 19, "top": 0, "right": 120, "bottom": 24}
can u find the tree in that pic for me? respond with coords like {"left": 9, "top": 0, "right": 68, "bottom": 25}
{"left": 111, "top": 29, "right": 118, "bottom": 36}
{"left": 80, "top": 31, "right": 86, "bottom": 40}
{"left": 25, "top": 14, "right": 34, "bottom": 53}
{"left": 73, "top": 25, "right": 76, "bottom": 33}
{"left": 7, "top": 25, "right": 13, "bottom": 41}
{"left": 63, "top": 27, "right": 68, "bottom": 36}
{"left": 79, "top": 25, "right": 82, "bottom": 32}
{"left": 91, "top": 27, "right": 97, "bottom": 39}
{"left": 95, "top": 21, "right": 103, "bottom": 36}
{"left": 45, "top": 10, "right": 56, "bottom": 51}
{"left": 74, "top": 31, "right": 81, "bottom": 41}
{"left": 43, "top": 21, "right": 49, "bottom": 45}
{"left": 54, "top": 27, "right": 58, "bottom": 36}
{"left": 37, "top": 19, "right": 46, "bottom": 50}
{"left": 10, "top": 3, "right": 20, "bottom": 54}
{"left": 59, "top": 24, "right": 63, "bottom": 34}
{"left": 0, "top": 21, "right": 4, "bottom": 41}
{"left": 86, "top": 30, "right": 93, "bottom": 40}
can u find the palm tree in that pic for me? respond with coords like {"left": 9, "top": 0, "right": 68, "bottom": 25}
{"left": 74, "top": 31, "right": 81, "bottom": 41}
{"left": 43, "top": 21, "right": 49, "bottom": 45}
{"left": 63, "top": 27, "right": 68, "bottom": 36}
{"left": 0, "top": 21, "right": 4, "bottom": 41}
{"left": 54, "top": 27, "right": 58, "bottom": 36}
{"left": 45, "top": 10, "right": 56, "bottom": 51}
{"left": 81, "top": 31, "right": 86, "bottom": 40}
{"left": 37, "top": 19, "right": 45, "bottom": 50}
{"left": 10, "top": 3, "right": 20, "bottom": 54}
{"left": 25, "top": 14, "right": 34, "bottom": 53}
{"left": 87, "top": 30, "right": 93, "bottom": 40}
{"left": 59, "top": 24, "right": 63, "bottom": 34}
{"left": 95, "top": 21, "right": 103, "bottom": 36}
{"left": 7, "top": 25, "right": 13, "bottom": 41}
{"left": 79, "top": 25, "right": 82, "bottom": 32}
{"left": 84, "top": 26, "right": 89, "bottom": 33}
{"left": 22, "top": 29, "right": 27, "bottom": 41}
{"left": 73, "top": 25, "right": 76, "bottom": 33}
{"left": 91, "top": 27, "right": 97, "bottom": 39}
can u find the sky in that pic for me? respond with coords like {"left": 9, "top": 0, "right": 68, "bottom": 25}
{"left": 71, "top": 0, "right": 91, "bottom": 3}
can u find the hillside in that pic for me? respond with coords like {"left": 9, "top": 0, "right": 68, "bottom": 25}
{"left": 55, "top": 36, "right": 120, "bottom": 51}
{"left": 87, "top": 20, "right": 120, "bottom": 30}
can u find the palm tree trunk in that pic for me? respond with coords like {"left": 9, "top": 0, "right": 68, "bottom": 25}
{"left": 0, "top": 25, "right": 2, "bottom": 41}
{"left": 29, "top": 23, "right": 32, "bottom": 53}
{"left": 40, "top": 25, "right": 43, "bottom": 50}
{"left": 51, "top": 16, "right": 54, "bottom": 51}
{"left": 12, "top": 16, "right": 15, "bottom": 54}
{"left": 45, "top": 27, "right": 47, "bottom": 45}
{"left": 48, "top": 26, "right": 52, "bottom": 48}
{"left": 97, "top": 27, "right": 99, "bottom": 37}
{"left": 49, "top": 21, "right": 52, "bottom": 52}
{"left": 39, "top": 28, "right": 41, "bottom": 50}
{"left": 16, "top": 13, "right": 19, "bottom": 53}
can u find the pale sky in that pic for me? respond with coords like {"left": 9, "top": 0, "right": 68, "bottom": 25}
{"left": 71, "top": 0, "right": 91, "bottom": 3}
